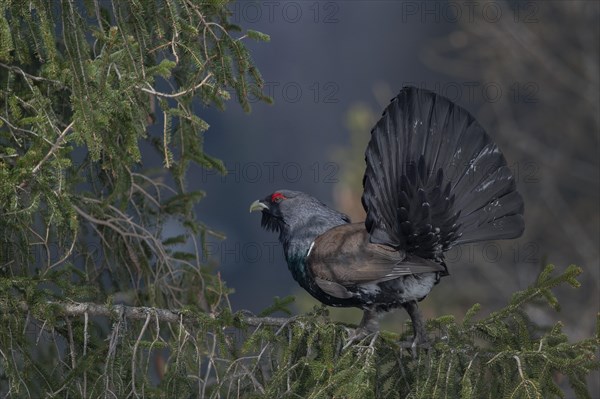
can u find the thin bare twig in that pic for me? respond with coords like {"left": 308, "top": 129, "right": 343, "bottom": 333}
{"left": 17, "top": 121, "right": 74, "bottom": 190}
{"left": 136, "top": 72, "right": 213, "bottom": 98}
{"left": 131, "top": 312, "right": 151, "bottom": 398}
{"left": 0, "top": 62, "right": 64, "bottom": 86}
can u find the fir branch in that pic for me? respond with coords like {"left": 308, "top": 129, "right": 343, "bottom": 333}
{"left": 29, "top": 121, "right": 74, "bottom": 175}
{"left": 0, "top": 62, "right": 64, "bottom": 86}
{"left": 0, "top": 112, "right": 55, "bottom": 146}
{"left": 1, "top": 268, "right": 598, "bottom": 398}
{"left": 8, "top": 300, "right": 290, "bottom": 327}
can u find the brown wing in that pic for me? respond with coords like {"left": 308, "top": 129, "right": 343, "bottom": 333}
{"left": 307, "top": 223, "right": 445, "bottom": 294}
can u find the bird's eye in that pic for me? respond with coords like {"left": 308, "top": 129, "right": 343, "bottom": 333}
{"left": 271, "top": 192, "right": 286, "bottom": 203}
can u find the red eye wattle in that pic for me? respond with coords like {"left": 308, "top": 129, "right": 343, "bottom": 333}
{"left": 271, "top": 192, "right": 286, "bottom": 203}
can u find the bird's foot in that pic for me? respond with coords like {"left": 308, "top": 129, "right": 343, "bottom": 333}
{"left": 342, "top": 308, "right": 380, "bottom": 349}
{"left": 343, "top": 327, "right": 378, "bottom": 350}
{"left": 399, "top": 335, "right": 430, "bottom": 359}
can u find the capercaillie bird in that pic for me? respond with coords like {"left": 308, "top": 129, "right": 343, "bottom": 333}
{"left": 250, "top": 86, "right": 524, "bottom": 351}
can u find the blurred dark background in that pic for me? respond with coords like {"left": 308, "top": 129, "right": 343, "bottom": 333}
{"left": 175, "top": 0, "right": 598, "bottom": 354}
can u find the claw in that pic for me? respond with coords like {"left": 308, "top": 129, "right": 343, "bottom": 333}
{"left": 343, "top": 327, "right": 367, "bottom": 350}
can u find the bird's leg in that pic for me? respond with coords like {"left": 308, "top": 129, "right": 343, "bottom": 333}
{"left": 344, "top": 309, "right": 379, "bottom": 349}
{"left": 402, "top": 300, "right": 429, "bottom": 358}
{"left": 358, "top": 308, "right": 380, "bottom": 334}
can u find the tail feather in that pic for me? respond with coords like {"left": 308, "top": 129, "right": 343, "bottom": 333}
{"left": 455, "top": 166, "right": 516, "bottom": 216}
{"left": 456, "top": 190, "right": 524, "bottom": 244}
{"left": 362, "top": 86, "right": 524, "bottom": 259}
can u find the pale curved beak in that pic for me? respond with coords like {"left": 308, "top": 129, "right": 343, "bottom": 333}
{"left": 249, "top": 200, "right": 269, "bottom": 213}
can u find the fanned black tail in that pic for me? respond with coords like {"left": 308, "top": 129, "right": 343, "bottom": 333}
{"left": 361, "top": 86, "right": 524, "bottom": 260}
